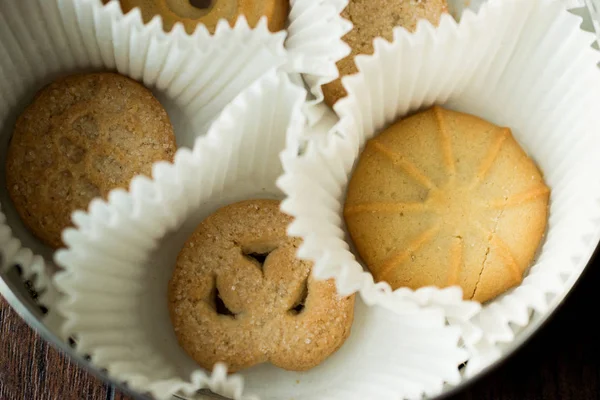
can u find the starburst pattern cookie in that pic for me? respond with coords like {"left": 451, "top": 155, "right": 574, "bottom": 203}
{"left": 344, "top": 106, "right": 550, "bottom": 303}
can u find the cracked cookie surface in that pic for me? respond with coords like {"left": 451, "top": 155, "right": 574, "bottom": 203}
{"left": 344, "top": 106, "right": 549, "bottom": 303}
{"left": 169, "top": 199, "right": 355, "bottom": 372}
{"left": 6, "top": 72, "right": 176, "bottom": 249}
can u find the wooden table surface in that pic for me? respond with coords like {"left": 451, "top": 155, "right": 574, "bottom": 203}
{"left": 1, "top": 254, "right": 599, "bottom": 400}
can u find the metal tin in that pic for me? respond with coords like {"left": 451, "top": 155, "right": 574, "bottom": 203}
{"left": 1, "top": 1, "right": 599, "bottom": 400}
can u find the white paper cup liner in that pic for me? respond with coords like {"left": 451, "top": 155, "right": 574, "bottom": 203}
{"left": 53, "top": 69, "right": 468, "bottom": 400}
{"left": 286, "top": 0, "right": 495, "bottom": 114}
{"left": 284, "top": 0, "right": 351, "bottom": 111}
{"left": 112, "top": 0, "right": 352, "bottom": 124}
{"left": 0, "top": 0, "right": 286, "bottom": 324}
{"left": 566, "top": 0, "right": 586, "bottom": 8}
{"left": 278, "top": 0, "right": 600, "bottom": 378}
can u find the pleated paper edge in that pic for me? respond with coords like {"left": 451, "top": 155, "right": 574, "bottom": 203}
{"left": 284, "top": 0, "right": 352, "bottom": 114}
{"left": 52, "top": 70, "right": 308, "bottom": 400}
{"left": 0, "top": 0, "right": 290, "bottom": 333}
{"left": 101, "top": 0, "right": 287, "bottom": 53}
{"left": 0, "top": 204, "right": 59, "bottom": 315}
{"left": 279, "top": 0, "right": 600, "bottom": 380}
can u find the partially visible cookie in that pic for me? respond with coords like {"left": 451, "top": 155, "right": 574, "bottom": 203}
{"left": 6, "top": 72, "right": 176, "bottom": 248}
{"left": 118, "top": 0, "right": 289, "bottom": 34}
{"left": 169, "top": 199, "right": 355, "bottom": 372}
{"left": 323, "top": 0, "right": 448, "bottom": 106}
{"left": 344, "top": 106, "right": 550, "bottom": 303}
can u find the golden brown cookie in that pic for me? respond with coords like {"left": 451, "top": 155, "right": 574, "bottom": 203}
{"left": 169, "top": 199, "right": 355, "bottom": 372}
{"left": 118, "top": 0, "right": 289, "bottom": 34}
{"left": 6, "top": 72, "right": 176, "bottom": 249}
{"left": 344, "top": 106, "right": 549, "bottom": 303}
{"left": 323, "top": 0, "right": 448, "bottom": 106}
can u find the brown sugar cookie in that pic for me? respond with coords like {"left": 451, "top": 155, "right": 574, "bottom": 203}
{"left": 323, "top": 0, "right": 448, "bottom": 106}
{"left": 169, "top": 199, "right": 355, "bottom": 372}
{"left": 118, "top": 0, "right": 289, "bottom": 34}
{"left": 6, "top": 72, "right": 176, "bottom": 249}
{"left": 344, "top": 106, "right": 550, "bottom": 303}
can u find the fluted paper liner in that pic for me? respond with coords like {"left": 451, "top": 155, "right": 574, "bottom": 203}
{"left": 286, "top": 0, "right": 492, "bottom": 113}
{"left": 54, "top": 70, "right": 468, "bottom": 400}
{"left": 279, "top": 0, "right": 600, "bottom": 378}
{"left": 284, "top": 0, "right": 351, "bottom": 112}
{"left": 0, "top": 0, "right": 286, "bottom": 328}
{"left": 113, "top": 0, "right": 352, "bottom": 123}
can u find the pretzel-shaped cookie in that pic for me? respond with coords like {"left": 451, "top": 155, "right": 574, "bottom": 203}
{"left": 119, "top": 0, "right": 289, "bottom": 34}
{"left": 169, "top": 199, "right": 355, "bottom": 372}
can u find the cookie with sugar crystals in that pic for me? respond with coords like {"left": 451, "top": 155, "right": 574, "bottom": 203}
{"left": 6, "top": 72, "right": 176, "bottom": 249}
{"left": 169, "top": 199, "right": 355, "bottom": 372}
{"left": 323, "top": 0, "right": 448, "bottom": 106}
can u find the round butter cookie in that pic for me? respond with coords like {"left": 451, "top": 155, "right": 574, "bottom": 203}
{"left": 119, "top": 0, "right": 289, "bottom": 34}
{"left": 169, "top": 199, "right": 355, "bottom": 372}
{"left": 322, "top": 0, "right": 448, "bottom": 106}
{"left": 344, "top": 106, "right": 550, "bottom": 303}
{"left": 6, "top": 72, "right": 176, "bottom": 249}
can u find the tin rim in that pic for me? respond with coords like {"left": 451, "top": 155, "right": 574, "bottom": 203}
{"left": 0, "top": 237, "right": 597, "bottom": 400}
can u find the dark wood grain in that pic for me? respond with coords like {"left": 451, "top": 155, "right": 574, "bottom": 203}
{"left": 1, "top": 255, "right": 599, "bottom": 400}
{"left": 0, "top": 296, "right": 114, "bottom": 400}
